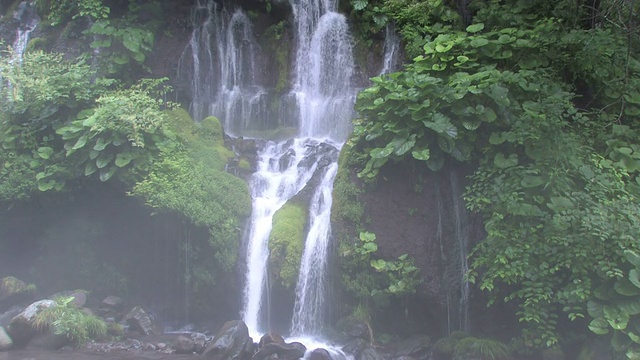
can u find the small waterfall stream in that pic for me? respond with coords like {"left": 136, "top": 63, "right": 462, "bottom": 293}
{"left": 11, "top": 1, "right": 39, "bottom": 61}
{"left": 379, "top": 24, "right": 400, "bottom": 75}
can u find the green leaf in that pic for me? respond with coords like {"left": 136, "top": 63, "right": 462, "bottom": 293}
{"left": 412, "top": 148, "right": 430, "bottom": 161}
{"left": 521, "top": 175, "right": 545, "bottom": 188}
{"left": 370, "top": 259, "right": 386, "bottom": 271}
{"left": 352, "top": 0, "right": 368, "bottom": 10}
{"left": 37, "top": 147, "right": 54, "bottom": 160}
{"left": 615, "top": 278, "right": 640, "bottom": 296}
{"left": 96, "top": 152, "right": 113, "bottom": 169}
{"left": 470, "top": 37, "right": 489, "bottom": 47}
{"left": 72, "top": 135, "right": 88, "bottom": 150}
{"left": 99, "top": 166, "right": 116, "bottom": 182}
{"left": 494, "top": 153, "right": 518, "bottom": 168}
{"left": 115, "top": 152, "right": 133, "bottom": 167}
{"left": 625, "top": 250, "right": 640, "bottom": 268}
{"left": 93, "top": 137, "right": 109, "bottom": 151}
{"left": 630, "top": 269, "right": 640, "bottom": 289}
{"left": 588, "top": 318, "right": 610, "bottom": 335}
{"left": 84, "top": 161, "right": 97, "bottom": 176}
{"left": 466, "top": 23, "right": 485, "bottom": 33}
{"left": 370, "top": 146, "right": 393, "bottom": 159}
{"left": 362, "top": 242, "right": 378, "bottom": 253}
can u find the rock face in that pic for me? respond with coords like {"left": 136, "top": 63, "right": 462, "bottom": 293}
{"left": 0, "top": 326, "right": 12, "bottom": 350}
{"left": 252, "top": 341, "right": 306, "bottom": 360}
{"left": 203, "top": 320, "right": 254, "bottom": 360}
{"left": 124, "top": 306, "right": 161, "bottom": 336}
{"left": 6, "top": 299, "right": 56, "bottom": 348}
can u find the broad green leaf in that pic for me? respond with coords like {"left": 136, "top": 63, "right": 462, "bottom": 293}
{"left": 470, "top": 38, "right": 489, "bottom": 47}
{"left": 412, "top": 148, "right": 430, "bottom": 161}
{"left": 625, "top": 250, "right": 640, "bottom": 268}
{"left": 615, "top": 278, "right": 640, "bottom": 296}
{"left": 370, "top": 259, "right": 386, "bottom": 271}
{"left": 115, "top": 152, "right": 133, "bottom": 167}
{"left": 99, "top": 166, "right": 116, "bottom": 182}
{"left": 72, "top": 135, "right": 88, "bottom": 150}
{"left": 84, "top": 161, "right": 97, "bottom": 176}
{"left": 494, "top": 152, "right": 518, "bottom": 168}
{"left": 588, "top": 318, "right": 610, "bottom": 335}
{"left": 521, "top": 175, "right": 545, "bottom": 188}
{"left": 37, "top": 147, "right": 53, "bottom": 159}
{"left": 466, "top": 23, "right": 485, "bottom": 33}
{"left": 96, "top": 152, "right": 113, "bottom": 169}
{"left": 630, "top": 269, "right": 640, "bottom": 289}
{"left": 93, "top": 137, "right": 109, "bottom": 151}
{"left": 370, "top": 146, "right": 393, "bottom": 159}
{"left": 362, "top": 242, "right": 378, "bottom": 253}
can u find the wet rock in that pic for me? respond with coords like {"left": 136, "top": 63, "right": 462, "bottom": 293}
{"left": 192, "top": 332, "right": 209, "bottom": 353}
{"left": 259, "top": 332, "right": 285, "bottom": 347}
{"left": 143, "top": 342, "right": 157, "bottom": 351}
{"left": 360, "top": 347, "right": 386, "bottom": 360}
{"left": 344, "top": 320, "right": 372, "bottom": 342}
{"left": 7, "top": 299, "right": 56, "bottom": 347}
{"left": 26, "top": 331, "right": 69, "bottom": 350}
{"left": 343, "top": 338, "right": 370, "bottom": 359}
{"left": 0, "top": 326, "right": 12, "bottom": 350}
{"left": 124, "top": 306, "right": 161, "bottom": 336}
{"left": 203, "top": 320, "right": 254, "bottom": 360}
{"left": 388, "top": 335, "right": 431, "bottom": 359}
{"left": 0, "top": 276, "right": 35, "bottom": 312}
{"left": 0, "top": 306, "right": 23, "bottom": 327}
{"left": 102, "top": 296, "right": 124, "bottom": 309}
{"left": 308, "top": 348, "right": 333, "bottom": 360}
{"left": 174, "top": 335, "right": 195, "bottom": 354}
{"left": 253, "top": 341, "right": 306, "bottom": 360}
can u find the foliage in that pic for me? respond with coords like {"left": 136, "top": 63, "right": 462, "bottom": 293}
{"left": 452, "top": 337, "right": 510, "bottom": 360}
{"left": 131, "top": 110, "right": 251, "bottom": 275}
{"left": 268, "top": 202, "right": 307, "bottom": 288}
{"left": 33, "top": 296, "right": 108, "bottom": 346}
{"left": 0, "top": 50, "right": 113, "bottom": 199}
{"left": 341, "top": 231, "right": 421, "bottom": 308}
{"left": 349, "top": 0, "right": 640, "bottom": 355}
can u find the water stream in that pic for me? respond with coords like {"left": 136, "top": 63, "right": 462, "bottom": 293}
{"left": 11, "top": 1, "right": 39, "bottom": 61}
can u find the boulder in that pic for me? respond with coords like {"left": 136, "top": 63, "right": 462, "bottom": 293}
{"left": 191, "top": 332, "right": 209, "bottom": 354}
{"left": 49, "top": 290, "right": 87, "bottom": 308}
{"left": 308, "top": 348, "right": 333, "bottom": 360}
{"left": 0, "top": 306, "right": 23, "bottom": 327}
{"left": 344, "top": 320, "right": 373, "bottom": 342}
{"left": 174, "top": 335, "right": 195, "bottom": 354}
{"left": 26, "top": 332, "right": 69, "bottom": 351}
{"left": 388, "top": 335, "right": 431, "bottom": 359}
{"left": 124, "top": 306, "right": 161, "bottom": 335}
{"left": 0, "top": 326, "right": 12, "bottom": 351}
{"left": 102, "top": 296, "right": 124, "bottom": 308}
{"left": 252, "top": 341, "right": 306, "bottom": 360}
{"left": 203, "top": 320, "right": 254, "bottom": 360}
{"left": 0, "top": 277, "right": 35, "bottom": 312}
{"left": 343, "top": 338, "right": 370, "bottom": 359}
{"left": 7, "top": 299, "right": 56, "bottom": 347}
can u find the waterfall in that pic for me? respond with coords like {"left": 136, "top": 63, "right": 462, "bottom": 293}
{"left": 290, "top": 162, "right": 338, "bottom": 336}
{"left": 178, "top": 0, "right": 267, "bottom": 134}
{"left": 11, "top": 1, "right": 39, "bottom": 61}
{"left": 379, "top": 24, "right": 400, "bottom": 75}
{"left": 451, "top": 172, "right": 470, "bottom": 332}
{"left": 289, "top": 0, "right": 355, "bottom": 142}
{"left": 181, "top": 0, "right": 356, "bottom": 342}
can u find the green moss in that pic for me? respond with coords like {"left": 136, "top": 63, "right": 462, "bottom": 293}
{"left": 199, "top": 115, "right": 224, "bottom": 142}
{"left": 274, "top": 42, "right": 290, "bottom": 93}
{"left": 332, "top": 143, "right": 364, "bottom": 225}
{"left": 268, "top": 202, "right": 307, "bottom": 288}
{"left": 238, "top": 158, "right": 251, "bottom": 170}
{"left": 0, "top": 276, "right": 36, "bottom": 297}
{"left": 25, "top": 37, "right": 47, "bottom": 53}
{"left": 434, "top": 337, "right": 457, "bottom": 358}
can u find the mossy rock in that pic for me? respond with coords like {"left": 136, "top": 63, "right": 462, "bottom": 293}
{"left": 199, "top": 116, "right": 224, "bottom": 143}
{"left": 238, "top": 158, "right": 251, "bottom": 171}
{"left": 25, "top": 37, "right": 47, "bottom": 53}
{"left": 268, "top": 202, "right": 307, "bottom": 288}
{"left": 0, "top": 276, "right": 36, "bottom": 300}
{"left": 434, "top": 337, "right": 457, "bottom": 358}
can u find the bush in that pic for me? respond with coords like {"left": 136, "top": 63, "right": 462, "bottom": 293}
{"left": 33, "top": 296, "right": 108, "bottom": 346}
{"left": 453, "top": 337, "right": 510, "bottom": 360}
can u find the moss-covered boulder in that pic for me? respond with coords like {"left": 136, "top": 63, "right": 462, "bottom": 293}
{"left": 268, "top": 202, "right": 307, "bottom": 288}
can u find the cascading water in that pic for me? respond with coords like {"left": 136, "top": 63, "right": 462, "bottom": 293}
{"left": 178, "top": 0, "right": 267, "bottom": 134}
{"left": 450, "top": 172, "right": 470, "bottom": 332}
{"left": 379, "top": 24, "right": 401, "bottom": 75}
{"left": 11, "top": 1, "right": 39, "bottom": 61}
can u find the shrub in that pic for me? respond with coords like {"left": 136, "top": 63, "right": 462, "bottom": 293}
{"left": 33, "top": 296, "right": 108, "bottom": 346}
{"left": 453, "top": 337, "right": 510, "bottom": 360}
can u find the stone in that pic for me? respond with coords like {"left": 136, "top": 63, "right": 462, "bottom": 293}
{"left": 191, "top": 332, "right": 209, "bottom": 354}
{"left": 174, "top": 335, "right": 195, "bottom": 354}
{"left": 203, "top": 320, "right": 253, "bottom": 360}
{"left": 252, "top": 341, "right": 306, "bottom": 360}
{"left": 102, "top": 296, "right": 124, "bottom": 308}
{"left": 343, "top": 338, "right": 369, "bottom": 359}
{"left": 388, "top": 335, "right": 431, "bottom": 359}
{"left": 124, "top": 306, "right": 161, "bottom": 336}
{"left": 7, "top": 299, "right": 56, "bottom": 348}
{"left": 308, "top": 348, "right": 332, "bottom": 360}
{"left": 344, "top": 320, "right": 372, "bottom": 342}
{"left": 360, "top": 347, "right": 386, "bottom": 360}
{"left": 26, "top": 332, "right": 69, "bottom": 351}
{"left": 0, "top": 277, "right": 35, "bottom": 312}
{"left": 49, "top": 290, "right": 87, "bottom": 308}
{"left": 143, "top": 342, "right": 157, "bottom": 351}
{"left": 0, "top": 326, "right": 12, "bottom": 351}
{"left": 0, "top": 306, "right": 23, "bottom": 327}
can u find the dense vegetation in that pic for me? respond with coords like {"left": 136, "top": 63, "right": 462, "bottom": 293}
{"left": 0, "top": 0, "right": 250, "bottom": 318}
{"left": 346, "top": 0, "right": 640, "bottom": 356}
